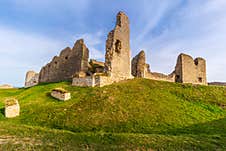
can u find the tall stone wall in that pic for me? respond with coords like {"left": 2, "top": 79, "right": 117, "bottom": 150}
{"left": 105, "top": 11, "right": 132, "bottom": 79}
{"left": 175, "top": 53, "right": 207, "bottom": 85}
{"left": 39, "top": 39, "right": 89, "bottom": 83}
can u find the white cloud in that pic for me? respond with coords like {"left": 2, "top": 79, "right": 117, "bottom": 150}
{"left": 0, "top": 25, "right": 66, "bottom": 86}
{"left": 0, "top": 26, "right": 105, "bottom": 86}
{"left": 135, "top": 0, "right": 226, "bottom": 82}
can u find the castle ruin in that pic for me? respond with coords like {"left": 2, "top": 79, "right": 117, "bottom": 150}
{"left": 25, "top": 11, "right": 207, "bottom": 87}
{"left": 132, "top": 50, "right": 207, "bottom": 85}
{"left": 25, "top": 71, "right": 39, "bottom": 88}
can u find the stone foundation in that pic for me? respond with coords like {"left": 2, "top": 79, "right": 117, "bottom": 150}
{"left": 72, "top": 76, "right": 95, "bottom": 87}
{"left": 72, "top": 74, "right": 133, "bottom": 87}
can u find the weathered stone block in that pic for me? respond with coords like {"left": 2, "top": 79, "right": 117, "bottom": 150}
{"left": 5, "top": 98, "right": 20, "bottom": 118}
{"left": 51, "top": 88, "right": 71, "bottom": 101}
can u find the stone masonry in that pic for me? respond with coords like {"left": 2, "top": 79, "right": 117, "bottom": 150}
{"left": 105, "top": 11, "right": 132, "bottom": 79}
{"left": 25, "top": 11, "right": 207, "bottom": 87}
{"left": 175, "top": 53, "right": 207, "bottom": 85}
{"left": 72, "top": 11, "right": 133, "bottom": 87}
{"left": 39, "top": 39, "right": 89, "bottom": 83}
{"left": 132, "top": 50, "right": 149, "bottom": 78}
{"left": 25, "top": 71, "right": 39, "bottom": 88}
{"left": 132, "top": 50, "right": 175, "bottom": 82}
{"left": 132, "top": 51, "right": 206, "bottom": 85}
{"left": 51, "top": 88, "right": 71, "bottom": 101}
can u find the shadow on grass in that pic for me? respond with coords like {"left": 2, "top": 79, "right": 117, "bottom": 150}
{"left": 45, "top": 92, "right": 64, "bottom": 102}
{"left": 0, "top": 107, "right": 4, "bottom": 116}
{"left": 165, "top": 117, "right": 226, "bottom": 136}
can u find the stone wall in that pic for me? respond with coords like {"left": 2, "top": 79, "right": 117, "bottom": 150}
{"left": 132, "top": 50, "right": 147, "bottom": 78}
{"left": 132, "top": 50, "right": 175, "bottom": 82}
{"left": 39, "top": 39, "right": 89, "bottom": 83}
{"left": 72, "top": 76, "right": 95, "bottom": 87}
{"left": 174, "top": 53, "right": 207, "bottom": 85}
{"left": 105, "top": 12, "right": 132, "bottom": 79}
{"left": 25, "top": 71, "right": 39, "bottom": 88}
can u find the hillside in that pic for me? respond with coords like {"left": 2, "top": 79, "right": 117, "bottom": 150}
{"left": 0, "top": 79, "right": 226, "bottom": 150}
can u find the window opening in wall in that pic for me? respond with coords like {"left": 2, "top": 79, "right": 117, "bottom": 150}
{"left": 65, "top": 56, "right": 68, "bottom": 60}
{"left": 176, "top": 75, "right": 180, "bottom": 82}
{"left": 198, "top": 77, "right": 202, "bottom": 82}
{"left": 115, "top": 40, "right": 122, "bottom": 53}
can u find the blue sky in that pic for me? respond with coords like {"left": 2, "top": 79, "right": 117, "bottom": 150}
{"left": 1, "top": 0, "right": 226, "bottom": 86}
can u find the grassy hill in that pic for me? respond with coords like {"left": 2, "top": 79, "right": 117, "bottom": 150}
{"left": 0, "top": 79, "right": 226, "bottom": 150}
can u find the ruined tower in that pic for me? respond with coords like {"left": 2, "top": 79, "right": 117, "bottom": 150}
{"left": 39, "top": 39, "right": 89, "bottom": 83}
{"left": 132, "top": 50, "right": 149, "bottom": 78}
{"left": 175, "top": 53, "right": 207, "bottom": 85}
{"left": 132, "top": 50, "right": 175, "bottom": 82}
{"left": 25, "top": 71, "right": 39, "bottom": 88}
{"left": 105, "top": 11, "right": 132, "bottom": 79}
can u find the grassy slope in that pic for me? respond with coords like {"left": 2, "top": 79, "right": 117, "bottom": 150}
{"left": 0, "top": 79, "right": 226, "bottom": 150}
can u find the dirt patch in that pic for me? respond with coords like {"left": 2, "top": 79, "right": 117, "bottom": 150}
{"left": 0, "top": 135, "right": 42, "bottom": 146}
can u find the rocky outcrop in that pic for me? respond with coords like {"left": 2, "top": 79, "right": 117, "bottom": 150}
{"left": 39, "top": 39, "right": 89, "bottom": 83}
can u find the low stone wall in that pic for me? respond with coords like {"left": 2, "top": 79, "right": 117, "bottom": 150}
{"left": 5, "top": 99, "right": 20, "bottom": 118}
{"left": 95, "top": 76, "right": 114, "bottom": 87}
{"left": 72, "top": 76, "right": 95, "bottom": 87}
{"left": 72, "top": 74, "right": 134, "bottom": 87}
{"left": 149, "top": 72, "right": 175, "bottom": 82}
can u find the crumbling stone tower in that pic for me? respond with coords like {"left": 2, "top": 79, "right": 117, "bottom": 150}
{"left": 132, "top": 50, "right": 149, "bottom": 78}
{"left": 175, "top": 53, "right": 207, "bottom": 85}
{"left": 105, "top": 11, "right": 132, "bottom": 79}
{"left": 39, "top": 39, "right": 89, "bottom": 83}
{"left": 25, "top": 71, "right": 39, "bottom": 88}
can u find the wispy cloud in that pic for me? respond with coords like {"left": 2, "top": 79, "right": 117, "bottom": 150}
{"left": 136, "top": 0, "right": 226, "bottom": 82}
{"left": 1, "top": 0, "right": 226, "bottom": 86}
{"left": 73, "top": 31, "right": 105, "bottom": 60}
{"left": 0, "top": 25, "right": 105, "bottom": 86}
{"left": 0, "top": 25, "right": 66, "bottom": 86}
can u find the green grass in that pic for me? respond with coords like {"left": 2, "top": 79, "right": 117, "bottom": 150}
{"left": 0, "top": 79, "right": 226, "bottom": 150}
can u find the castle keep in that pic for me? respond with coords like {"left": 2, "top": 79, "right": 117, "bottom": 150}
{"left": 25, "top": 12, "right": 207, "bottom": 87}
